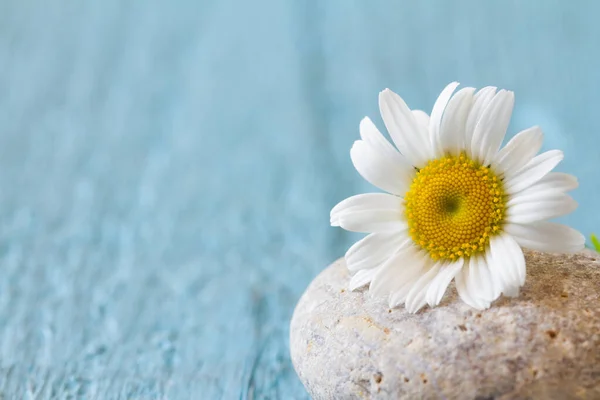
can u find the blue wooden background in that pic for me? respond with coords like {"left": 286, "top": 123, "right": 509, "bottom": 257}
{"left": 1, "top": 0, "right": 599, "bottom": 398}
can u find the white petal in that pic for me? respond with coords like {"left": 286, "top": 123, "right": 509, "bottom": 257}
{"left": 483, "top": 240, "right": 515, "bottom": 298}
{"left": 438, "top": 87, "right": 475, "bottom": 156}
{"left": 405, "top": 263, "right": 441, "bottom": 313}
{"left": 349, "top": 268, "right": 378, "bottom": 291}
{"left": 487, "top": 234, "right": 525, "bottom": 293}
{"left": 506, "top": 183, "right": 568, "bottom": 208}
{"left": 503, "top": 234, "right": 526, "bottom": 287}
{"left": 350, "top": 140, "right": 414, "bottom": 195}
{"left": 506, "top": 172, "right": 578, "bottom": 206}
{"left": 331, "top": 193, "right": 402, "bottom": 226}
{"left": 428, "top": 82, "right": 460, "bottom": 157}
{"left": 338, "top": 209, "right": 407, "bottom": 233}
{"left": 504, "top": 222, "right": 585, "bottom": 253}
{"left": 455, "top": 266, "right": 490, "bottom": 310}
{"left": 504, "top": 150, "right": 564, "bottom": 195}
{"left": 425, "top": 259, "right": 463, "bottom": 307}
{"left": 481, "top": 256, "right": 503, "bottom": 300}
{"left": 387, "top": 259, "right": 430, "bottom": 307}
{"left": 534, "top": 172, "right": 578, "bottom": 193}
{"left": 359, "top": 117, "right": 413, "bottom": 170}
{"left": 466, "top": 255, "right": 501, "bottom": 303}
{"left": 370, "top": 246, "right": 425, "bottom": 299}
{"left": 345, "top": 231, "right": 411, "bottom": 272}
{"left": 492, "top": 126, "right": 543, "bottom": 177}
{"left": 412, "top": 110, "right": 430, "bottom": 129}
{"left": 506, "top": 193, "right": 577, "bottom": 224}
{"left": 379, "top": 89, "right": 433, "bottom": 167}
{"left": 471, "top": 90, "right": 515, "bottom": 166}
{"left": 465, "top": 86, "right": 497, "bottom": 157}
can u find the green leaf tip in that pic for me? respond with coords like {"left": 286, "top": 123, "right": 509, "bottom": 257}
{"left": 591, "top": 234, "right": 600, "bottom": 252}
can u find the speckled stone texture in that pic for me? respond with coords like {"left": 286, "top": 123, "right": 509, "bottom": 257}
{"left": 290, "top": 250, "right": 600, "bottom": 399}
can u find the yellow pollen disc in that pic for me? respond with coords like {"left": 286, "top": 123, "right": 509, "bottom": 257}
{"left": 404, "top": 153, "right": 506, "bottom": 261}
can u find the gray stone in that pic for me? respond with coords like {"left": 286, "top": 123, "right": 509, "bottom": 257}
{"left": 290, "top": 250, "right": 600, "bottom": 399}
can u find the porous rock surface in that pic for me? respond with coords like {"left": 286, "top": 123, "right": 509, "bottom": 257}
{"left": 290, "top": 250, "right": 600, "bottom": 399}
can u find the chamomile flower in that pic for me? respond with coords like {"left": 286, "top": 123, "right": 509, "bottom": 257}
{"left": 331, "top": 83, "right": 584, "bottom": 313}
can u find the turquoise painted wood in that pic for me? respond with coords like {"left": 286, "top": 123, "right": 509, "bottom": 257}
{"left": 0, "top": 0, "right": 598, "bottom": 398}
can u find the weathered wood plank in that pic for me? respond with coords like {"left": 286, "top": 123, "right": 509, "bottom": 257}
{"left": 0, "top": 0, "right": 597, "bottom": 398}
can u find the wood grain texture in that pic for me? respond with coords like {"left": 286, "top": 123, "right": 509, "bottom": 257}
{"left": 0, "top": 0, "right": 598, "bottom": 398}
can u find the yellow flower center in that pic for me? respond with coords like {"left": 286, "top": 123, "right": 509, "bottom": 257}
{"left": 404, "top": 153, "right": 506, "bottom": 261}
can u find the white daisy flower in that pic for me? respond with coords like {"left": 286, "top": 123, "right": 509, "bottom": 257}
{"left": 331, "top": 82, "right": 585, "bottom": 313}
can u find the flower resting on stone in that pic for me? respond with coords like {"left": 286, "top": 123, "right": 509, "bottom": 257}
{"left": 330, "top": 82, "right": 585, "bottom": 313}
